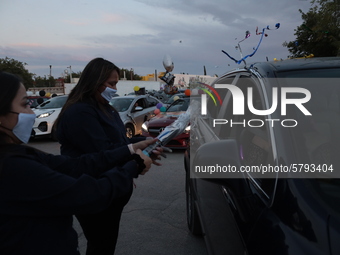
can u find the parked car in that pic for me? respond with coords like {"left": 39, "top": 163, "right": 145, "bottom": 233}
{"left": 109, "top": 95, "right": 163, "bottom": 138}
{"left": 27, "top": 95, "right": 50, "bottom": 108}
{"left": 185, "top": 57, "right": 340, "bottom": 255}
{"left": 164, "top": 93, "right": 187, "bottom": 105}
{"left": 152, "top": 90, "right": 172, "bottom": 103}
{"left": 142, "top": 97, "right": 190, "bottom": 149}
{"left": 32, "top": 95, "right": 68, "bottom": 140}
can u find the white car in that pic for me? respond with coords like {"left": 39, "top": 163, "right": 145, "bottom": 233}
{"left": 32, "top": 95, "right": 68, "bottom": 140}
{"left": 110, "top": 95, "right": 163, "bottom": 138}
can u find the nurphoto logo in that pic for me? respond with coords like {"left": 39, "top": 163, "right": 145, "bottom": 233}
{"left": 200, "top": 84, "right": 312, "bottom": 128}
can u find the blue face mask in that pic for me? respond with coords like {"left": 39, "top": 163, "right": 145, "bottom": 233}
{"left": 101, "top": 87, "right": 117, "bottom": 102}
{"left": 4, "top": 112, "right": 36, "bottom": 144}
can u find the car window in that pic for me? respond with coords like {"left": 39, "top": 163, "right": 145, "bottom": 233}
{"left": 167, "top": 99, "right": 189, "bottom": 112}
{"left": 208, "top": 76, "right": 236, "bottom": 139}
{"left": 166, "top": 94, "right": 185, "bottom": 104}
{"left": 135, "top": 98, "right": 146, "bottom": 109}
{"left": 282, "top": 76, "right": 340, "bottom": 170}
{"left": 28, "top": 97, "right": 49, "bottom": 108}
{"left": 232, "top": 76, "right": 276, "bottom": 200}
{"left": 209, "top": 74, "right": 276, "bottom": 201}
{"left": 36, "top": 96, "right": 67, "bottom": 109}
{"left": 145, "top": 96, "right": 158, "bottom": 108}
{"left": 110, "top": 98, "right": 134, "bottom": 112}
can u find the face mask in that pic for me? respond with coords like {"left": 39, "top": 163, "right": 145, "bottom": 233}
{"left": 101, "top": 87, "right": 117, "bottom": 102}
{"left": 6, "top": 112, "right": 36, "bottom": 144}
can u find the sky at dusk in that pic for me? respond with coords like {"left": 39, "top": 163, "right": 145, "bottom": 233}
{"left": 0, "top": 0, "right": 313, "bottom": 79}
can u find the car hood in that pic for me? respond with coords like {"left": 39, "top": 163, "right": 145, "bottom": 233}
{"left": 147, "top": 111, "right": 184, "bottom": 126}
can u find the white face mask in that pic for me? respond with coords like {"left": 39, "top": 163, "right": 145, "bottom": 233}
{"left": 101, "top": 87, "right": 117, "bottom": 102}
{"left": 1, "top": 112, "right": 36, "bottom": 144}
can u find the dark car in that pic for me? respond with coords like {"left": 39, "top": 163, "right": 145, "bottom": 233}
{"left": 141, "top": 97, "right": 190, "bottom": 149}
{"left": 185, "top": 57, "right": 340, "bottom": 255}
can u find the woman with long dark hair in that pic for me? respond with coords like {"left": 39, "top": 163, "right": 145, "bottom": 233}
{"left": 57, "top": 58, "right": 162, "bottom": 255}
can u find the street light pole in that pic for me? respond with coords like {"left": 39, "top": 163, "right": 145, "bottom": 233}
{"left": 49, "top": 65, "right": 52, "bottom": 87}
{"left": 67, "top": 66, "right": 72, "bottom": 83}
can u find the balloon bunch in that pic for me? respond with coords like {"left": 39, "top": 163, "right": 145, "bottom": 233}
{"left": 154, "top": 102, "right": 167, "bottom": 115}
{"left": 222, "top": 23, "right": 280, "bottom": 65}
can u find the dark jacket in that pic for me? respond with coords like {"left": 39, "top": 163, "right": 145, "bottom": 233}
{"left": 0, "top": 145, "right": 138, "bottom": 255}
{"left": 57, "top": 101, "right": 145, "bottom": 157}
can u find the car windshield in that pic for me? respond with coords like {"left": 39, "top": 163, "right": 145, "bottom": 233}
{"left": 36, "top": 96, "right": 67, "bottom": 109}
{"left": 166, "top": 94, "right": 185, "bottom": 104}
{"left": 28, "top": 97, "right": 48, "bottom": 108}
{"left": 279, "top": 68, "right": 340, "bottom": 208}
{"left": 110, "top": 98, "right": 135, "bottom": 112}
{"left": 167, "top": 99, "right": 189, "bottom": 112}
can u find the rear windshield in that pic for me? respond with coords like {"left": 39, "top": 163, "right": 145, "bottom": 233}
{"left": 36, "top": 96, "right": 67, "bottom": 109}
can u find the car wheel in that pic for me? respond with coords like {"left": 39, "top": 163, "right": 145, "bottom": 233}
{"left": 186, "top": 170, "right": 202, "bottom": 235}
{"left": 125, "top": 124, "right": 134, "bottom": 139}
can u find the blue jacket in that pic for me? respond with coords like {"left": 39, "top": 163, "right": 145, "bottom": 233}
{"left": 0, "top": 145, "right": 139, "bottom": 255}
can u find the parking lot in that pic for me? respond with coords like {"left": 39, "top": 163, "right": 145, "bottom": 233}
{"left": 28, "top": 138, "right": 207, "bottom": 255}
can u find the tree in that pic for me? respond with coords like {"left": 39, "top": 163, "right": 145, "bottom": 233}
{"left": 0, "top": 57, "right": 35, "bottom": 89}
{"left": 283, "top": 0, "right": 340, "bottom": 58}
{"left": 120, "top": 68, "right": 142, "bottom": 80}
{"left": 34, "top": 76, "right": 55, "bottom": 87}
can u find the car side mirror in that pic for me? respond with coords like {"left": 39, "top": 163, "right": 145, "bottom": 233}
{"left": 191, "top": 139, "right": 251, "bottom": 196}
{"left": 134, "top": 106, "right": 143, "bottom": 112}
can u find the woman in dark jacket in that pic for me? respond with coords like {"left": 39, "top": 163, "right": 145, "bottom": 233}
{"left": 0, "top": 71, "right": 154, "bottom": 255}
{"left": 56, "top": 58, "right": 162, "bottom": 255}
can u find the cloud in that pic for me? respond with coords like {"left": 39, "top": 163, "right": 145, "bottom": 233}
{"left": 63, "top": 19, "right": 90, "bottom": 26}
{"left": 101, "top": 13, "right": 124, "bottom": 23}
{"left": 1, "top": 0, "right": 313, "bottom": 78}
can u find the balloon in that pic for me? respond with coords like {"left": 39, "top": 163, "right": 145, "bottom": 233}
{"left": 163, "top": 55, "right": 174, "bottom": 72}
{"left": 184, "top": 89, "right": 191, "bottom": 96}
{"left": 134, "top": 86, "right": 140, "bottom": 91}
{"left": 222, "top": 23, "right": 280, "bottom": 65}
{"left": 191, "top": 89, "right": 198, "bottom": 96}
{"left": 45, "top": 92, "right": 51, "bottom": 97}
{"left": 156, "top": 103, "right": 163, "bottom": 109}
{"left": 39, "top": 90, "right": 46, "bottom": 97}
{"left": 160, "top": 106, "right": 166, "bottom": 112}
{"left": 154, "top": 109, "right": 160, "bottom": 114}
{"left": 173, "top": 96, "right": 179, "bottom": 101}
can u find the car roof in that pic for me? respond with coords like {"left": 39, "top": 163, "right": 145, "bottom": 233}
{"left": 252, "top": 57, "right": 340, "bottom": 73}
{"left": 220, "top": 57, "right": 340, "bottom": 78}
{"left": 114, "top": 95, "right": 148, "bottom": 99}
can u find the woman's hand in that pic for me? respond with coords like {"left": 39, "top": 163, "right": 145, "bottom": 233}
{"left": 132, "top": 139, "right": 158, "bottom": 151}
{"left": 135, "top": 149, "right": 152, "bottom": 175}
{"left": 132, "top": 139, "right": 165, "bottom": 166}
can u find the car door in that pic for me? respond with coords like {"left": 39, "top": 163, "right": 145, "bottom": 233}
{"left": 193, "top": 72, "right": 278, "bottom": 254}
{"left": 130, "top": 97, "right": 157, "bottom": 134}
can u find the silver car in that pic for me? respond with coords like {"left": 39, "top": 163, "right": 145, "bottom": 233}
{"left": 110, "top": 95, "right": 163, "bottom": 138}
